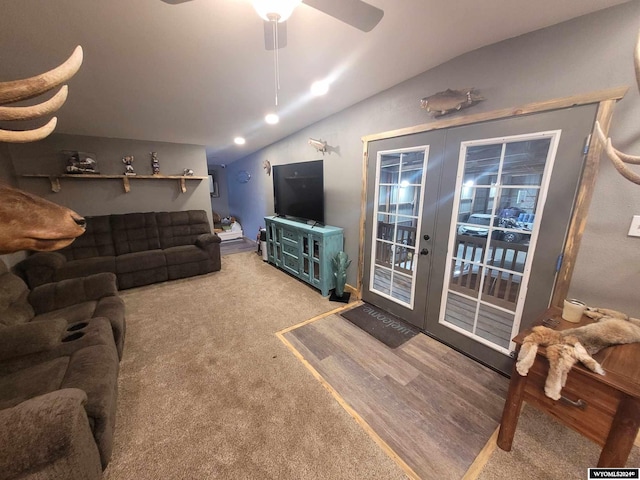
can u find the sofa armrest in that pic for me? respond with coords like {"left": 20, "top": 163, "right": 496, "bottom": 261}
{"left": 0, "top": 319, "right": 67, "bottom": 362}
{"left": 0, "top": 389, "right": 102, "bottom": 480}
{"left": 14, "top": 252, "right": 67, "bottom": 289}
{"left": 195, "top": 233, "right": 221, "bottom": 248}
{"left": 28, "top": 273, "right": 119, "bottom": 315}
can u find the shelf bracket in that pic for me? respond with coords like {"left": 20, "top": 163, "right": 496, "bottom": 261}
{"left": 48, "top": 176, "right": 61, "bottom": 193}
{"left": 122, "top": 176, "right": 131, "bottom": 193}
{"left": 179, "top": 178, "right": 187, "bottom": 193}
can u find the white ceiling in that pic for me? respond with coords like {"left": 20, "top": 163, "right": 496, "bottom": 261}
{"left": 0, "top": 0, "right": 629, "bottom": 166}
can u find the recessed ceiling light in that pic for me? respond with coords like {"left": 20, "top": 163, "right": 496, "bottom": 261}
{"left": 310, "top": 80, "right": 329, "bottom": 96}
{"left": 234, "top": 137, "right": 246, "bottom": 145}
{"left": 265, "top": 113, "right": 280, "bottom": 125}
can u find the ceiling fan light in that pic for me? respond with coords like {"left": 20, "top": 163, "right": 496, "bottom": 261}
{"left": 251, "top": 0, "right": 302, "bottom": 22}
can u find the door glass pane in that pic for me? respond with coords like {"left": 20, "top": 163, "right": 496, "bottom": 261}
{"left": 440, "top": 133, "right": 558, "bottom": 354}
{"left": 463, "top": 144, "right": 501, "bottom": 186}
{"left": 377, "top": 186, "right": 398, "bottom": 213}
{"left": 370, "top": 147, "right": 428, "bottom": 309}
{"left": 377, "top": 213, "right": 395, "bottom": 241}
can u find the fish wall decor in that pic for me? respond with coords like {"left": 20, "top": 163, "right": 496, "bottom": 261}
{"left": 420, "top": 88, "right": 485, "bottom": 117}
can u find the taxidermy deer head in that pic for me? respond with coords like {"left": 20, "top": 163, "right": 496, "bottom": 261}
{"left": 594, "top": 29, "right": 640, "bottom": 184}
{"left": 0, "top": 183, "right": 86, "bottom": 254}
{"left": 0, "top": 45, "right": 83, "bottom": 143}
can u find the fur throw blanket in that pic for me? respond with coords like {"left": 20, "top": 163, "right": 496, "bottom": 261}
{"left": 516, "top": 308, "right": 640, "bottom": 400}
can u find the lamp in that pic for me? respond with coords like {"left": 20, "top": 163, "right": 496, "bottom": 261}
{"left": 251, "top": 0, "right": 302, "bottom": 22}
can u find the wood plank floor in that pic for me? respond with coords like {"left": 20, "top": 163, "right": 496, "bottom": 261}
{"left": 219, "top": 237, "right": 259, "bottom": 256}
{"left": 279, "top": 308, "right": 510, "bottom": 480}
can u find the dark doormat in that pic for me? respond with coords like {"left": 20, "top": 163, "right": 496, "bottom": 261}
{"left": 340, "top": 303, "right": 420, "bottom": 349}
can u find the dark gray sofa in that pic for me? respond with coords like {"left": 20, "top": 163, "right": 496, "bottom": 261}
{"left": 0, "top": 258, "right": 125, "bottom": 477}
{"left": 16, "top": 210, "right": 221, "bottom": 290}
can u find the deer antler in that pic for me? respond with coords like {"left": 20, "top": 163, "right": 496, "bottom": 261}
{"left": 594, "top": 29, "right": 640, "bottom": 185}
{"left": 0, "top": 46, "right": 82, "bottom": 143}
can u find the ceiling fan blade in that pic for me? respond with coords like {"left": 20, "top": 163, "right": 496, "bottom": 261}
{"left": 302, "top": 0, "right": 383, "bottom": 32}
{"left": 263, "top": 20, "right": 288, "bottom": 50}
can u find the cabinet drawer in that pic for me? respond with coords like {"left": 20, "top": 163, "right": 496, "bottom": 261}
{"left": 523, "top": 356, "right": 621, "bottom": 445}
{"left": 282, "top": 229, "right": 299, "bottom": 243}
{"left": 283, "top": 254, "right": 299, "bottom": 274}
{"left": 282, "top": 241, "right": 298, "bottom": 257}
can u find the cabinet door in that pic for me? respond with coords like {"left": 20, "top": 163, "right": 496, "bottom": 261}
{"left": 267, "top": 222, "right": 281, "bottom": 265}
{"left": 280, "top": 227, "right": 301, "bottom": 276}
{"left": 302, "top": 234, "right": 322, "bottom": 287}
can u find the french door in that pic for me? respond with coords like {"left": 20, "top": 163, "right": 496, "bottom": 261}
{"left": 363, "top": 105, "right": 598, "bottom": 374}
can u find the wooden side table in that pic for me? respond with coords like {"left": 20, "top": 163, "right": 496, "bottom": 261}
{"left": 497, "top": 306, "right": 640, "bottom": 467}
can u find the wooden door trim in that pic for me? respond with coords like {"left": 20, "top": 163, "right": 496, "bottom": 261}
{"left": 359, "top": 86, "right": 628, "bottom": 306}
{"left": 362, "top": 87, "right": 626, "bottom": 143}
{"left": 550, "top": 97, "right": 619, "bottom": 307}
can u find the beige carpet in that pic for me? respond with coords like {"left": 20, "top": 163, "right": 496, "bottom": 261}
{"left": 103, "top": 251, "right": 405, "bottom": 479}
{"left": 103, "top": 251, "right": 639, "bottom": 479}
{"left": 479, "top": 404, "right": 640, "bottom": 479}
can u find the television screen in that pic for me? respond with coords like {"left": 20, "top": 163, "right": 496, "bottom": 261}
{"left": 273, "top": 160, "right": 324, "bottom": 224}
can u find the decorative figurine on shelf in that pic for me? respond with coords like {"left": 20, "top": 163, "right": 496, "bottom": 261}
{"left": 150, "top": 152, "right": 160, "bottom": 175}
{"left": 330, "top": 251, "right": 352, "bottom": 303}
{"left": 123, "top": 155, "right": 136, "bottom": 175}
{"left": 183, "top": 168, "right": 194, "bottom": 176}
{"left": 64, "top": 151, "right": 99, "bottom": 174}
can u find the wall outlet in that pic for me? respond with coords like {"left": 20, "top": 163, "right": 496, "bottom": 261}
{"left": 628, "top": 215, "right": 640, "bottom": 237}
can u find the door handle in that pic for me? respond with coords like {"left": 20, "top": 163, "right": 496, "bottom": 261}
{"left": 420, "top": 248, "right": 429, "bottom": 255}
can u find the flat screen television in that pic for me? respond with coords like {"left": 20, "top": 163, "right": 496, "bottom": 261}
{"left": 273, "top": 160, "right": 324, "bottom": 224}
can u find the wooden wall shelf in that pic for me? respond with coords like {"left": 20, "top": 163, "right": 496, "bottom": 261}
{"left": 21, "top": 173, "right": 207, "bottom": 193}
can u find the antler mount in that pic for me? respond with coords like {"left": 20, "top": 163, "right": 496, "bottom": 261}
{"left": 595, "top": 29, "right": 640, "bottom": 185}
{"left": 0, "top": 46, "right": 83, "bottom": 143}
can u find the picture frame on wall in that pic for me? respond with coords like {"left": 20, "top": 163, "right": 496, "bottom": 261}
{"left": 209, "top": 174, "right": 219, "bottom": 198}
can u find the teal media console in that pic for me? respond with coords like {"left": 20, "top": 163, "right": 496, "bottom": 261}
{"left": 264, "top": 216, "right": 344, "bottom": 296}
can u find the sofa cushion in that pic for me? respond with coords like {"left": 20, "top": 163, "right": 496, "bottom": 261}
{"left": 62, "top": 344, "right": 119, "bottom": 468}
{"left": 0, "top": 340, "right": 119, "bottom": 469}
{"left": 28, "top": 273, "right": 118, "bottom": 315}
{"left": 93, "top": 297, "right": 126, "bottom": 358}
{"left": 0, "top": 318, "right": 115, "bottom": 376}
{"left": 111, "top": 213, "right": 161, "bottom": 255}
{"left": 55, "top": 256, "right": 117, "bottom": 283}
{"left": 0, "top": 357, "right": 69, "bottom": 410}
{"left": 59, "top": 215, "right": 115, "bottom": 261}
{"left": 33, "top": 301, "right": 98, "bottom": 325}
{"left": 163, "top": 244, "right": 210, "bottom": 266}
{"left": 0, "top": 389, "right": 103, "bottom": 480}
{"left": 116, "top": 250, "right": 168, "bottom": 290}
{"left": 0, "top": 272, "right": 35, "bottom": 326}
{"left": 157, "top": 210, "right": 211, "bottom": 249}
{"left": 116, "top": 249, "right": 166, "bottom": 274}
{"left": 0, "top": 319, "right": 68, "bottom": 362}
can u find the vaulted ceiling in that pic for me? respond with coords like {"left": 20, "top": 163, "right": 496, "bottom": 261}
{"left": 0, "top": 0, "right": 629, "bottom": 166}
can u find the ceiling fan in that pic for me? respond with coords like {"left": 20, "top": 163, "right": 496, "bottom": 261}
{"left": 160, "top": 0, "right": 384, "bottom": 50}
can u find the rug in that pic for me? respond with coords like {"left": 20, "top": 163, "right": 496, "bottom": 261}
{"left": 339, "top": 302, "right": 419, "bottom": 348}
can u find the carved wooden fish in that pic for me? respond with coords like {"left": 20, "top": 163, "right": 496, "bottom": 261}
{"left": 420, "top": 88, "right": 485, "bottom": 117}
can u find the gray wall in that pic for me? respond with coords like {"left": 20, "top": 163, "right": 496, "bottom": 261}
{"left": 226, "top": 2, "right": 640, "bottom": 316}
{"left": 3, "top": 134, "right": 213, "bottom": 229}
